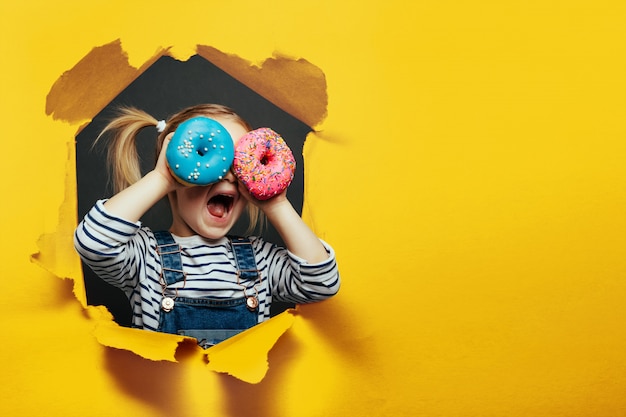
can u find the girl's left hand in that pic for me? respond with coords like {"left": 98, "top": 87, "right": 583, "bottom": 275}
{"left": 236, "top": 180, "right": 288, "bottom": 212}
{"left": 237, "top": 176, "right": 328, "bottom": 263}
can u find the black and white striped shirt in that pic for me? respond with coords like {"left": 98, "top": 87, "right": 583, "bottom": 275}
{"left": 74, "top": 200, "right": 340, "bottom": 331}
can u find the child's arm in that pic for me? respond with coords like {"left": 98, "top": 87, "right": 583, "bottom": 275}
{"left": 104, "top": 135, "right": 180, "bottom": 222}
{"left": 244, "top": 187, "right": 330, "bottom": 264}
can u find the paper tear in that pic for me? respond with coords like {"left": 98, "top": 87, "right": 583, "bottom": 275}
{"left": 197, "top": 45, "right": 328, "bottom": 128}
{"left": 30, "top": 140, "right": 86, "bottom": 303}
{"left": 94, "top": 307, "right": 296, "bottom": 383}
{"left": 37, "top": 40, "right": 323, "bottom": 383}
{"left": 92, "top": 315, "right": 186, "bottom": 362}
{"left": 206, "top": 309, "right": 297, "bottom": 383}
{"left": 45, "top": 39, "right": 170, "bottom": 128}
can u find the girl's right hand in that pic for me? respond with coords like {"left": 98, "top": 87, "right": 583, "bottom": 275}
{"left": 154, "top": 133, "right": 184, "bottom": 193}
{"left": 103, "top": 133, "right": 183, "bottom": 223}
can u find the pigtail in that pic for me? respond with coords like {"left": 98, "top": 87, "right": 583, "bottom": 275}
{"left": 95, "top": 107, "right": 160, "bottom": 194}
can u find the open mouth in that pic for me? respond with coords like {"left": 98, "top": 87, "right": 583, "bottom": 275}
{"left": 207, "top": 194, "right": 235, "bottom": 218}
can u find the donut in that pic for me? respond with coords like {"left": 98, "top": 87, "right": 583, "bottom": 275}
{"left": 165, "top": 117, "right": 234, "bottom": 186}
{"left": 233, "top": 128, "right": 296, "bottom": 200}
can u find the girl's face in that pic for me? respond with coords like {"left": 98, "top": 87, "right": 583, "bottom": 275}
{"left": 169, "top": 117, "right": 249, "bottom": 239}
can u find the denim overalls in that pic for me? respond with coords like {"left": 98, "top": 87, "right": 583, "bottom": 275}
{"left": 153, "top": 231, "right": 259, "bottom": 348}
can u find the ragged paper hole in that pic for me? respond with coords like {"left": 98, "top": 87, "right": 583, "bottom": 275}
{"left": 38, "top": 39, "right": 328, "bottom": 382}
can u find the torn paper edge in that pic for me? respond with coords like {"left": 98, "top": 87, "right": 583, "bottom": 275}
{"left": 32, "top": 40, "right": 319, "bottom": 383}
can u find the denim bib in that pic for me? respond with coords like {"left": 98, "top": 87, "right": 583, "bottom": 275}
{"left": 153, "top": 231, "right": 258, "bottom": 348}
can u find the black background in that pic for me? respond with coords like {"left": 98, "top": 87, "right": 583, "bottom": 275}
{"left": 76, "top": 55, "right": 310, "bottom": 326}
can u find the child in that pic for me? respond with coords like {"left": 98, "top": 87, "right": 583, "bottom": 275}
{"left": 74, "top": 104, "right": 340, "bottom": 348}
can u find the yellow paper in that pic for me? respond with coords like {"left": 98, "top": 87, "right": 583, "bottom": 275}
{"left": 3, "top": 1, "right": 626, "bottom": 416}
{"left": 37, "top": 39, "right": 325, "bottom": 381}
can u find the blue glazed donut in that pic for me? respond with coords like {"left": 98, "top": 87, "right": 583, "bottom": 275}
{"left": 165, "top": 117, "right": 235, "bottom": 186}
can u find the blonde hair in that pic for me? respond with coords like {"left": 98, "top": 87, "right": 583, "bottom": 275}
{"left": 96, "top": 104, "right": 263, "bottom": 234}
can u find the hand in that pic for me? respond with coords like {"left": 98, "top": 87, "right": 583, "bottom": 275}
{"left": 236, "top": 179, "right": 289, "bottom": 213}
{"left": 103, "top": 134, "right": 184, "bottom": 222}
{"left": 236, "top": 175, "right": 328, "bottom": 263}
{"left": 154, "top": 133, "right": 186, "bottom": 194}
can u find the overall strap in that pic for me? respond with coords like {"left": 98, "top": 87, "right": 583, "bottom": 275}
{"left": 153, "top": 231, "right": 186, "bottom": 286}
{"left": 229, "top": 236, "right": 259, "bottom": 280}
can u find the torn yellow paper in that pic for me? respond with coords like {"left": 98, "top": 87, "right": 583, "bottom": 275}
{"left": 36, "top": 40, "right": 325, "bottom": 382}
{"left": 206, "top": 309, "right": 297, "bottom": 383}
{"left": 30, "top": 140, "right": 86, "bottom": 303}
{"left": 91, "top": 305, "right": 296, "bottom": 384}
{"left": 92, "top": 313, "right": 188, "bottom": 363}
{"left": 46, "top": 39, "right": 169, "bottom": 127}
{"left": 6, "top": 1, "right": 626, "bottom": 416}
{"left": 197, "top": 45, "right": 328, "bottom": 128}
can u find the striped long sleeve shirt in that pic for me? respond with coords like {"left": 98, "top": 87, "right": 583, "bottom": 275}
{"left": 74, "top": 200, "right": 340, "bottom": 331}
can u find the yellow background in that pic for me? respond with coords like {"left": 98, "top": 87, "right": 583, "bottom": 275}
{"left": 2, "top": 0, "right": 626, "bottom": 416}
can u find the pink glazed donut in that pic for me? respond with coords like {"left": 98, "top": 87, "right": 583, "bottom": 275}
{"left": 233, "top": 128, "right": 296, "bottom": 200}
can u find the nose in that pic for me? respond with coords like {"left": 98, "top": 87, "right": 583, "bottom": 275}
{"left": 222, "top": 169, "right": 236, "bottom": 183}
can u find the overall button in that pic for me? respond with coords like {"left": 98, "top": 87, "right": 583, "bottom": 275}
{"left": 246, "top": 296, "right": 259, "bottom": 311}
{"left": 161, "top": 297, "right": 175, "bottom": 312}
